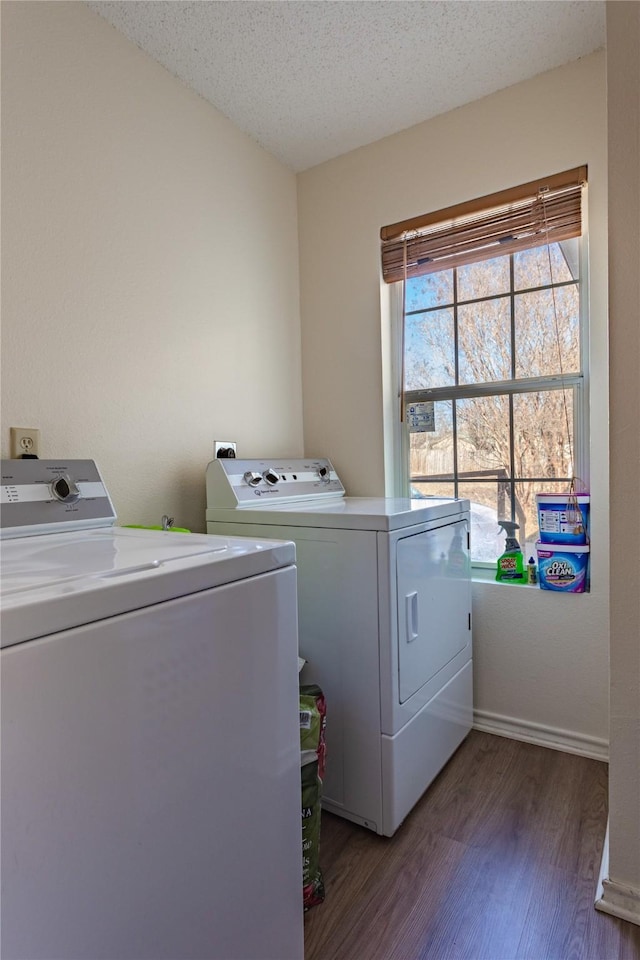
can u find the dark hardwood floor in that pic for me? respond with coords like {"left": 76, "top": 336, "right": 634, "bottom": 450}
{"left": 304, "top": 731, "right": 640, "bottom": 960}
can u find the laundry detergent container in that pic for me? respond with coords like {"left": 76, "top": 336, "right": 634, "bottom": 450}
{"left": 536, "top": 541, "right": 590, "bottom": 593}
{"left": 536, "top": 494, "right": 589, "bottom": 545}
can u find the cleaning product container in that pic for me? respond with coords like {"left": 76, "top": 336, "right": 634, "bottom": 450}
{"left": 536, "top": 493, "right": 590, "bottom": 545}
{"left": 495, "top": 519, "right": 525, "bottom": 583}
{"left": 536, "top": 541, "right": 590, "bottom": 593}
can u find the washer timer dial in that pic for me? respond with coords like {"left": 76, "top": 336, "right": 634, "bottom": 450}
{"left": 262, "top": 469, "right": 280, "bottom": 486}
{"left": 51, "top": 474, "right": 81, "bottom": 503}
{"left": 243, "top": 471, "right": 262, "bottom": 487}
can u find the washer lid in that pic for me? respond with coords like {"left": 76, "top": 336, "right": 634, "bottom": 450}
{"left": 0, "top": 527, "right": 295, "bottom": 648}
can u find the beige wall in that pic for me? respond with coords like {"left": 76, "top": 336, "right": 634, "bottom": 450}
{"left": 298, "top": 53, "right": 610, "bottom": 751}
{"left": 603, "top": 0, "right": 640, "bottom": 916}
{"left": 1, "top": 0, "right": 618, "bottom": 769}
{"left": 1, "top": 1, "right": 303, "bottom": 532}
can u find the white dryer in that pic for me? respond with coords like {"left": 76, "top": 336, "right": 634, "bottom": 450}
{"left": 206, "top": 457, "right": 472, "bottom": 837}
{"left": 1, "top": 459, "right": 303, "bottom": 960}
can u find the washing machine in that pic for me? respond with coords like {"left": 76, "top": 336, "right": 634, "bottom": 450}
{"left": 206, "top": 457, "right": 472, "bottom": 837}
{"left": 1, "top": 459, "right": 303, "bottom": 960}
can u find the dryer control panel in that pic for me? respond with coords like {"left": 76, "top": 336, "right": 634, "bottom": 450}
{"left": 0, "top": 460, "right": 116, "bottom": 538}
{"left": 206, "top": 457, "right": 345, "bottom": 508}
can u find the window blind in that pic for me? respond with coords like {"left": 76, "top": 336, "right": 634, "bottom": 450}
{"left": 380, "top": 166, "right": 587, "bottom": 284}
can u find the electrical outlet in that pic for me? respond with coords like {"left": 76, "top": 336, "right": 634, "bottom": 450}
{"left": 214, "top": 441, "right": 237, "bottom": 459}
{"left": 10, "top": 427, "right": 41, "bottom": 459}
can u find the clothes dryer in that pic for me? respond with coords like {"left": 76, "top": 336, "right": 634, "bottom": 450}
{"left": 206, "top": 457, "right": 472, "bottom": 837}
{"left": 1, "top": 459, "right": 303, "bottom": 960}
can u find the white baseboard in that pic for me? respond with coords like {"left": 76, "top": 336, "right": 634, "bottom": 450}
{"left": 596, "top": 880, "right": 640, "bottom": 925}
{"left": 596, "top": 823, "right": 640, "bottom": 927}
{"left": 473, "top": 708, "right": 609, "bottom": 761}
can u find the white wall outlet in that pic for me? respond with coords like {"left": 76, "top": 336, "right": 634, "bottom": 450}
{"left": 214, "top": 441, "right": 237, "bottom": 459}
{"left": 10, "top": 427, "right": 41, "bottom": 459}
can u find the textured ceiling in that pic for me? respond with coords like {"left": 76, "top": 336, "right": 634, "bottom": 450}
{"left": 87, "top": 1, "right": 605, "bottom": 172}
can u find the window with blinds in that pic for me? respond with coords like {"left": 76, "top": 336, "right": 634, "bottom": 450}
{"left": 383, "top": 168, "right": 589, "bottom": 566}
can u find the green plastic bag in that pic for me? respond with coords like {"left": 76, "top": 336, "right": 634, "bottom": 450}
{"left": 299, "top": 684, "right": 326, "bottom": 910}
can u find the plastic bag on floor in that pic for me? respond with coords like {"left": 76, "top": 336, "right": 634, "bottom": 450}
{"left": 300, "top": 684, "right": 326, "bottom": 910}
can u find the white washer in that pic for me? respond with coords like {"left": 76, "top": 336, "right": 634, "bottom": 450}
{"left": 1, "top": 459, "right": 304, "bottom": 960}
{"left": 206, "top": 457, "right": 473, "bottom": 837}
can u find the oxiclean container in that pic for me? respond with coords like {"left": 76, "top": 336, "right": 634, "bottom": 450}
{"left": 536, "top": 542, "right": 590, "bottom": 593}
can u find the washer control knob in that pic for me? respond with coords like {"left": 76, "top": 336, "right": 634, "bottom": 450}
{"left": 262, "top": 469, "right": 280, "bottom": 486}
{"left": 51, "top": 474, "right": 81, "bottom": 503}
{"left": 317, "top": 465, "right": 330, "bottom": 481}
{"left": 243, "top": 471, "right": 262, "bottom": 486}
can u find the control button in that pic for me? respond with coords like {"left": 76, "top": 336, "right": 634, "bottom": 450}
{"left": 317, "top": 465, "right": 330, "bottom": 481}
{"left": 51, "top": 474, "right": 81, "bottom": 503}
{"left": 262, "top": 469, "right": 279, "bottom": 486}
{"left": 243, "top": 471, "right": 262, "bottom": 486}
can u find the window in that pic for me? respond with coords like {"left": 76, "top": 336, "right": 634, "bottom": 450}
{"left": 381, "top": 169, "right": 588, "bottom": 565}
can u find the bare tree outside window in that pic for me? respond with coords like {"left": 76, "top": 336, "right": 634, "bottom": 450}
{"left": 404, "top": 242, "right": 584, "bottom": 562}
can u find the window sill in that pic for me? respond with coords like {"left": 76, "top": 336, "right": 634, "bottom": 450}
{"left": 472, "top": 566, "right": 539, "bottom": 588}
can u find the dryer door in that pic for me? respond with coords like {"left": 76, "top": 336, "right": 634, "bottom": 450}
{"left": 397, "top": 520, "right": 470, "bottom": 703}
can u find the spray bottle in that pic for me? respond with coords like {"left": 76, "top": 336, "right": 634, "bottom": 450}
{"left": 495, "top": 520, "right": 526, "bottom": 583}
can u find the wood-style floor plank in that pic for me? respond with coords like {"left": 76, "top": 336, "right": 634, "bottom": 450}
{"left": 304, "top": 731, "right": 640, "bottom": 960}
